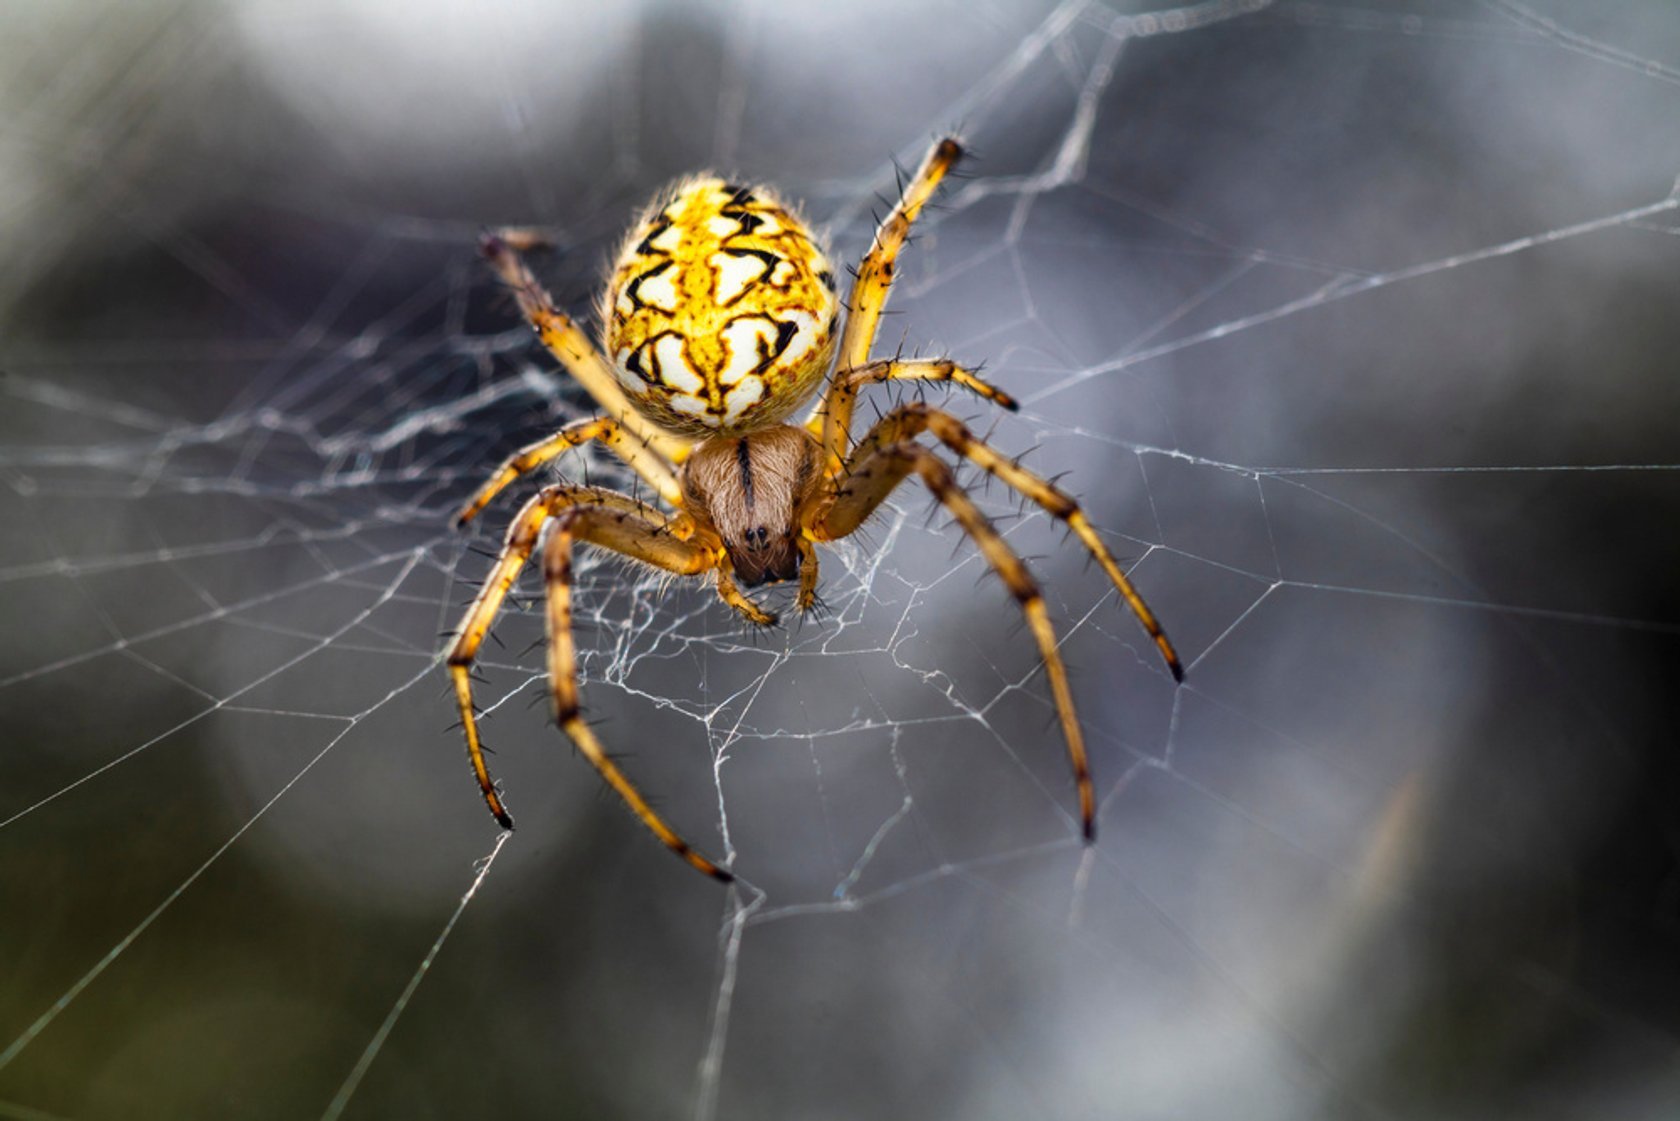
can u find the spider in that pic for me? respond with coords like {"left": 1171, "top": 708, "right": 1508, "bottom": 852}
{"left": 448, "top": 137, "right": 1182, "bottom": 882}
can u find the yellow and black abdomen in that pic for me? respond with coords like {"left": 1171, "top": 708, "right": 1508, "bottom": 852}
{"left": 602, "top": 177, "right": 840, "bottom": 437}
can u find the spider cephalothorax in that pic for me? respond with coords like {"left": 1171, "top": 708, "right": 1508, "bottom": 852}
{"left": 450, "top": 138, "right": 1183, "bottom": 882}
{"left": 680, "top": 428, "right": 822, "bottom": 587}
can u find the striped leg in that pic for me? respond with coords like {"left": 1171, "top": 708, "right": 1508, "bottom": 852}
{"left": 810, "top": 357, "right": 1017, "bottom": 467}
{"left": 454, "top": 416, "right": 683, "bottom": 527}
{"left": 813, "top": 443, "right": 1100, "bottom": 840}
{"left": 830, "top": 403, "right": 1182, "bottom": 681}
{"left": 542, "top": 509, "right": 733, "bottom": 881}
{"left": 446, "top": 485, "right": 733, "bottom": 881}
{"left": 480, "top": 229, "right": 691, "bottom": 463}
{"left": 811, "top": 137, "right": 964, "bottom": 472}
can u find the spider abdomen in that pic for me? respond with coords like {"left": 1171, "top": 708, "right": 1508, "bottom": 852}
{"left": 603, "top": 177, "right": 840, "bottom": 437}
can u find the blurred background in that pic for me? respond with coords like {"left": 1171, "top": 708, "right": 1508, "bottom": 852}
{"left": 2, "top": 0, "right": 1679, "bottom": 1118}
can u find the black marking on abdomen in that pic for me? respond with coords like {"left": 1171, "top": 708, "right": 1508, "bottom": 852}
{"left": 624, "top": 260, "right": 673, "bottom": 310}
{"left": 716, "top": 248, "right": 781, "bottom": 304}
{"left": 636, "top": 216, "right": 673, "bottom": 257}
{"left": 623, "top": 345, "right": 652, "bottom": 384}
{"left": 724, "top": 246, "right": 779, "bottom": 273}
{"left": 753, "top": 319, "right": 800, "bottom": 373}
{"left": 722, "top": 209, "right": 764, "bottom": 236}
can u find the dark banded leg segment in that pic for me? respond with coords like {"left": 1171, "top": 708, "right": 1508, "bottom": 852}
{"left": 448, "top": 486, "right": 658, "bottom": 827}
{"left": 481, "top": 228, "right": 692, "bottom": 464}
{"left": 812, "top": 443, "right": 1099, "bottom": 841}
{"left": 543, "top": 510, "right": 732, "bottom": 881}
{"left": 454, "top": 416, "right": 685, "bottom": 527}
{"left": 811, "top": 357, "right": 1018, "bottom": 468}
{"left": 446, "top": 485, "right": 732, "bottom": 881}
{"left": 812, "top": 137, "right": 965, "bottom": 473}
{"left": 834, "top": 403, "right": 1182, "bottom": 681}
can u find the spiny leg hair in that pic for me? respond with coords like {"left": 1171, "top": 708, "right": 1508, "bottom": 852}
{"left": 447, "top": 484, "right": 733, "bottom": 881}
{"left": 812, "top": 443, "right": 1101, "bottom": 839}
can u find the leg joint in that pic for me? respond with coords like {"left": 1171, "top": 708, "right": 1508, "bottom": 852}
{"left": 544, "top": 547, "right": 573, "bottom": 582}
{"left": 1039, "top": 490, "right": 1079, "bottom": 519}
{"left": 923, "top": 410, "right": 972, "bottom": 449}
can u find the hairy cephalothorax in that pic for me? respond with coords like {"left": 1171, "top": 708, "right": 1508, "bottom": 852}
{"left": 448, "top": 138, "right": 1183, "bottom": 882}
{"left": 679, "top": 426, "right": 822, "bottom": 589}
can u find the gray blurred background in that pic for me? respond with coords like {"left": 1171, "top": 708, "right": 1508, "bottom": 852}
{"left": 2, "top": 1, "right": 1679, "bottom": 1118}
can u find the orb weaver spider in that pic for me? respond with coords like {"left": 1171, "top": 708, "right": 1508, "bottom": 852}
{"left": 448, "top": 137, "right": 1182, "bottom": 882}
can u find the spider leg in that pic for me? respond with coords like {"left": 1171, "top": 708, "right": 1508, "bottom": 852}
{"left": 454, "top": 416, "right": 683, "bottom": 527}
{"left": 811, "top": 137, "right": 963, "bottom": 473}
{"left": 448, "top": 485, "right": 664, "bottom": 827}
{"left": 543, "top": 509, "right": 733, "bottom": 881}
{"left": 447, "top": 484, "right": 732, "bottom": 881}
{"left": 480, "top": 230, "right": 692, "bottom": 464}
{"left": 715, "top": 568, "right": 778, "bottom": 627}
{"left": 831, "top": 403, "right": 1182, "bottom": 681}
{"left": 809, "top": 357, "right": 1018, "bottom": 467}
{"left": 794, "top": 536, "right": 820, "bottom": 614}
{"left": 812, "top": 442, "right": 1100, "bottom": 841}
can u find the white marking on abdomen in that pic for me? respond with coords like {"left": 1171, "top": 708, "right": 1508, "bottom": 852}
{"left": 648, "top": 222, "right": 683, "bottom": 253}
{"left": 710, "top": 251, "right": 771, "bottom": 305}
{"left": 651, "top": 335, "right": 704, "bottom": 393}
{"left": 768, "top": 258, "right": 798, "bottom": 286}
{"left": 611, "top": 348, "right": 642, "bottom": 394}
{"left": 634, "top": 267, "right": 680, "bottom": 311}
{"left": 669, "top": 393, "right": 712, "bottom": 422}
{"left": 777, "top": 309, "right": 823, "bottom": 365}
{"left": 716, "top": 317, "right": 775, "bottom": 386}
{"left": 723, "top": 377, "right": 765, "bottom": 423}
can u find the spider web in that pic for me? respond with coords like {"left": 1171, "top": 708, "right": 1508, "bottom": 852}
{"left": 3, "top": 1, "right": 1680, "bottom": 1118}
